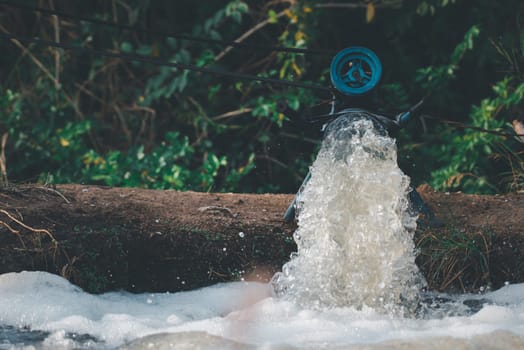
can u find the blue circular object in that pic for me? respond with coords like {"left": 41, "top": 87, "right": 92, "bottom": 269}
{"left": 330, "top": 47, "right": 382, "bottom": 96}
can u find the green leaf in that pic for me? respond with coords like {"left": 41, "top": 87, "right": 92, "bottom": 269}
{"left": 268, "top": 10, "right": 278, "bottom": 24}
{"left": 120, "top": 42, "right": 133, "bottom": 53}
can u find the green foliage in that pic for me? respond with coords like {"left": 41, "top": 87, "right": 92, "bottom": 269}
{"left": 430, "top": 79, "right": 524, "bottom": 193}
{"left": 0, "top": 85, "right": 93, "bottom": 182}
{"left": 415, "top": 25, "right": 480, "bottom": 92}
{"left": 81, "top": 131, "right": 255, "bottom": 191}
{"left": 416, "top": 0, "right": 457, "bottom": 16}
{"left": 1, "top": 0, "right": 523, "bottom": 194}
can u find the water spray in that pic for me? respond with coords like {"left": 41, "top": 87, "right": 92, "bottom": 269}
{"left": 274, "top": 47, "right": 428, "bottom": 315}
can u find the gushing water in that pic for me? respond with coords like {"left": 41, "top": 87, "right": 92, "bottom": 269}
{"left": 272, "top": 115, "right": 426, "bottom": 314}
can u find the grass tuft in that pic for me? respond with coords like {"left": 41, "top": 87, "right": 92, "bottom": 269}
{"left": 416, "top": 225, "right": 494, "bottom": 292}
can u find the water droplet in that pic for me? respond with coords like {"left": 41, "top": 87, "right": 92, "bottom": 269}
{"left": 223, "top": 247, "right": 227, "bottom": 251}
{"left": 238, "top": 231, "right": 245, "bottom": 238}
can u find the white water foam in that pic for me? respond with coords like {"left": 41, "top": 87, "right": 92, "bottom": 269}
{"left": 1, "top": 271, "right": 524, "bottom": 349}
{"left": 272, "top": 116, "right": 425, "bottom": 314}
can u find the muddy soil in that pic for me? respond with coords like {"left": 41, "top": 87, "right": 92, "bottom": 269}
{"left": 0, "top": 183, "right": 522, "bottom": 294}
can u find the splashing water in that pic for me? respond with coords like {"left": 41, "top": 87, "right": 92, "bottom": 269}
{"left": 272, "top": 114, "right": 426, "bottom": 314}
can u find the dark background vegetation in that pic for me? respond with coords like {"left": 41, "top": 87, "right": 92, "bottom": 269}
{"left": 0, "top": 0, "right": 523, "bottom": 194}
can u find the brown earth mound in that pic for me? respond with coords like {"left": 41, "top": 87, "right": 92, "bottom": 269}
{"left": 0, "top": 184, "right": 523, "bottom": 294}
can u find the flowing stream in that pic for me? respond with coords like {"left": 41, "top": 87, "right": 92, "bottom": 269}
{"left": 1, "top": 115, "right": 524, "bottom": 349}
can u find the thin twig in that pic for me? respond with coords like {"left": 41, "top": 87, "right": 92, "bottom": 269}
{"left": 0, "top": 220, "right": 26, "bottom": 248}
{"left": 257, "top": 154, "right": 304, "bottom": 182}
{"left": 214, "top": 10, "right": 287, "bottom": 62}
{"left": 212, "top": 108, "right": 253, "bottom": 121}
{"left": 198, "top": 206, "right": 236, "bottom": 218}
{"left": 0, "top": 25, "right": 59, "bottom": 87}
{"left": 422, "top": 114, "right": 524, "bottom": 138}
{"left": 262, "top": 0, "right": 296, "bottom": 11}
{"left": 75, "top": 59, "right": 121, "bottom": 93}
{"left": 315, "top": 1, "right": 403, "bottom": 9}
{"left": 441, "top": 264, "right": 469, "bottom": 291}
{"left": 37, "top": 186, "right": 71, "bottom": 204}
{"left": 0, "top": 209, "right": 57, "bottom": 243}
{"left": 315, "top": 2, "right": 368, "bottom": 8}
{"left": 50, "top": 0, "right": 61, "bottom": 89}
{"left": 235, "top": 51, "right": 278, "bottom": 74}
{"left": 113, "top": 105, "right": 133, "bottom": 144}
{"left": 186, "top": 96, "right": 213, "bottom": 146}
{"left": 116, "top": 0, "right": 136, "bottom": 24}
{"left": 0, "top": 133, "right": 8, "bottom": 187}
{"left": 112, "top": 0, "right": 118, "bottom": 23}
{"left": 0, "top": 25, "right": 86, "bottom": 120}
{"left": 74, "top": 82, "right": 105, "bottom": 104}
{"left": 123, "top": 105, "right": 157, "bottom": 115}
{"left": 0, "top": 220, "right": 19, "bottom": 234}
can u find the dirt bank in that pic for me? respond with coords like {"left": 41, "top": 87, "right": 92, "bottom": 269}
{"left": 0, "top": 184, "right": 522, "bottom": 293}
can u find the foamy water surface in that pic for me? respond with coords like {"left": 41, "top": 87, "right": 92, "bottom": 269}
{"left": 1, "top": 271, "right": 524, "bottom": 349}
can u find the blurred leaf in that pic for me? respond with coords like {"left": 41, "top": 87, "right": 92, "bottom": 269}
{"left": 268, "top": 10, "right": 278, "bottom": 24}
{"left": 120, "top": 42, "right": 133, "bottom": 53}
{"left": 366, "top": 2, "right": 376, "bottom": 23}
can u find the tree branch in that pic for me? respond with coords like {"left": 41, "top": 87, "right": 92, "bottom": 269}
{"left": 212, "top": 108, "right": 253, "bottom": 121}
{"left": 315, "top": 1, "right": 403, "bottom": 9}
{"left": 214, "top": 10, "right": 287, "bottom": 63}
{"left": 0, "top": 25, "right": 86, "bottom": 120}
